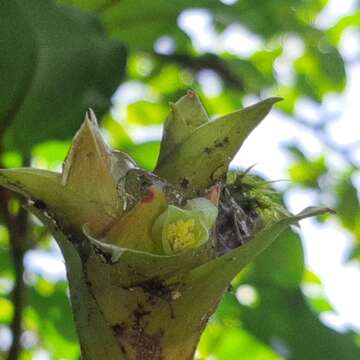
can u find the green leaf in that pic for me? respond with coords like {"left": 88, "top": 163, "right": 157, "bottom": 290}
{"left": 26, "top": 207, "right": 123, "bottom": 360}
{"left": 0, "top": 298, "right": 13, "bottom": 324}
{"left": 222, "top": 284, "right": 360, "bottom": 360}
{"left": 127, "top": 100, "right": 169, "bottom": 126}
{"left": 102, "top": 114, "right": 135, "bottom": 150}
{"left": 335, "top": 175, "right": 360, "bottom": 236}
{"left": 100, "top": 0, "right": 190, "bottom": 50}
{"left": 126, "top": 141, "right": 160, "bottom": 171}
{"left": 213, "top": 211, "right": 360, "bottom": 360}
{"left": 25, "top": 179, "right": 331, "bottom": 360}
{"left": 0, "top": 113, "right": 138, "bottom": 235}
{"left": 288, "top": 155, "right": 327, "bottom": 188}
{"left": 88, "top": 207, "right": 330, "bottom": 355}
{"left": 328, "top": 10, "right": 360, "bottom": 44}
{"left": 157, "top": 91, "right": 209, "bottom": 164}
{"left": 303, "top": 269, "right": 323, "bottom": 285}
{"left": 104, "top": 185, "right": 168, "bottom": 252}
{"left": 27, "top": 278, "right": 80, "bottom": 358}
{"left": 155, "top": 96, "right": 282, "bottom": 195}
{"left": 295, "top": 47, "right": 346, "bottom": 101}
{"left": 198, "top": 323, "right": 281, "bottom": 360}
{"left": 0, "top": 167, "right": 116, "bottom": 236}
{"left": 32, "top": 141, "right": 71, "bottom": 169}
{"left": 0, "top": 0, "right": 126, "bottom": 153}
{"left": 62, "top": 111, "right": 122, "bottom": 216}
{"left": 249, "top": 228, "right": 305, "bottom": 288}
{"left": 86, "top": 208, "right": 331, "bottom": 359}
{"left": 182, "top": 207, "right": 331, "bottom": 302}
{"left": 0, "top": 0, "right": 35, "bottom": 130}
{"left": 0, "top": 226, "right": 11, "bottom": 276}
{"left": 348, "top": 244, "right": 360, "bottom": 261}
{"left": 307, "top": 294, "right": 334, "bottom": 313}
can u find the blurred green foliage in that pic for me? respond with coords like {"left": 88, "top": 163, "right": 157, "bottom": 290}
{"left": 199, "top": 229, "right": 360, "bottom": 360}
{"left": 1, "top": 0, "right": 359, "bottom": 359}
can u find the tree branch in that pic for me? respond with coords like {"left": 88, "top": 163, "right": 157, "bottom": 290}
{"left": 0, "top": 187, "right": 29, "bottom": 360}
{"left": 0, "top": 146, "right": 30, "bottom": 360}
{"left": 153, "top": 52, "right": 245, "bottom": 91}
{"left": 7, "top": 229, "right": 26, "bottom": 360}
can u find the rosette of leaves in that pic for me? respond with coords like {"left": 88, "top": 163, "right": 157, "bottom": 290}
{"left": 0, "top": 92, "right": 331, "bottom": 360}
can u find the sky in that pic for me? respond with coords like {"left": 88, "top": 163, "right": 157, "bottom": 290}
{"left": 22, "top": 0, "right": 360, "bottom": 348}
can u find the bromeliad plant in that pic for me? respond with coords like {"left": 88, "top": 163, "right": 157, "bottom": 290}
{"left": 0, "top": 92, "right": 330, "bottom": 359}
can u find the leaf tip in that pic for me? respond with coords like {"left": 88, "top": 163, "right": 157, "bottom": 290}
{"left": 261, "top": 96, "right": 283, "bottom": 108}
{"left": 85, "top": 108, "right": 99, "bottom": 126}
{"left": 296, "top": 206, "right": 335, "bottom": 220}
{"left": 270, "top": 96, "right": 284, "bottom": 103}
{"left": 186, "top": 89, "right": 196, "bottom": 98}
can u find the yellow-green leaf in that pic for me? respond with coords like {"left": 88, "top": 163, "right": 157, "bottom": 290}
{"left": 155, "top": 97, "right": 282, "bottom": 196}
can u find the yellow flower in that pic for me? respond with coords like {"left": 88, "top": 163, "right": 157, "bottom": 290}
{"left": 166, "top": 218, "right": 197, "bottom": 253}
{"left": 152, "top": 198, "right": 218, "bottom": 255}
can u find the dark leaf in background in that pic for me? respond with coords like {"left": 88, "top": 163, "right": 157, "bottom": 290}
{"left": 0, "top": 0, "right": 127, "bottom": 153}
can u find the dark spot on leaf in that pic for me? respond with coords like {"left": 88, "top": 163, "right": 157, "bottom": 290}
{"left": 214, "top": 137, "right": 230, "bottom": 148}
{"left": 33, "top": 199, "right": 47, "bottom": 210}
{"left": 128, "top": 328, "right": 163, "bottom": 360}
{"left": 133, "top": 303, "right": 151, "bottom": 328}
{"left": 112, "top": 323, "right": 127, "bottom": 354}
{"left": 204, "top": 146, "right": 212, "bottom": 154}
{"left": 180, "top": 177, "right": 190, "bottom": 189}
{"left": 112, "top": 323, "right": 125, "bottom": 337}
{"left": 128, "top": 304, "right": 163, "bottom": 359}
{"left": 129, "top": 279, "right": 173, "bottom": 302}
{"left": 93, "top": 246, "right": 113, "bottom": 263}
